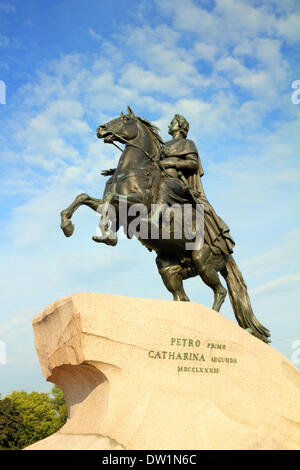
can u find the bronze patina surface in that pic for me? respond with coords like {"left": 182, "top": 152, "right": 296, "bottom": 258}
{"left": 60, "top": 107, "right": 270, "bottom": 344}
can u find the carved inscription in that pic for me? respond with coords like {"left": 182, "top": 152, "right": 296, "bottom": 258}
{"left": 147, "top": 337, "right": 238, "bottom": 374}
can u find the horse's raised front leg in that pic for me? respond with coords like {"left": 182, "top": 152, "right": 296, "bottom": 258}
{"left": 60, "top": 193, "right": 102, "bottom": 237}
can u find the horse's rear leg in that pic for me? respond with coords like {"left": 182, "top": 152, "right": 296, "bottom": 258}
{"left": 156, "top": 256, "right": 190, "bottom": 302}
{"left": 60, "top": 193, "right": 102, "bottom": 237}
{"left": 192, "top": 246, "right": 227, "bottom": 312}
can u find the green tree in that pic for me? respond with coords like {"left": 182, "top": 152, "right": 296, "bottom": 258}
{"left": 8, "top": 390, "right": 61, "bottom": 448}
{"left": 0, "top": 386, "right": 68, "bottom": 449}
{"left": 50, "top": 385, "right": 68, "bottom": 427}
{"left": 0, "top": 396, "right": 24, "bottom": 449}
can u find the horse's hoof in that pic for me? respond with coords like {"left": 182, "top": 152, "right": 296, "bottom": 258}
{"left": 61, "top": 220, "right": 74, "bottom": 237}
{"left": 92, "top": 236, "right": 102, "bottom": 243}
{"left": 92, "top": 235, "right": 117, "bottom": 246}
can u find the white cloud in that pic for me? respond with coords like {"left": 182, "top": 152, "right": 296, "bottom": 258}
{"left": 160, "top": 0, "right": 217, "bottom": 37}
{"left": 158, "top": 0, "right": 272, "bottom": 45}
{"left": 88, "top": 27, "right": 102, "bottom": 41}
{"left": 1, "top": 0, "right": 300, "bottom": 391}
{"left": 119, "top": 64, "right": 195, "bottom": 98}
{"left": 152, "top": 0, "right": 294, "bottom": 111}
{"left": 0, "top": 32, "right": 9, "bottom": 47}
{"left": 0, "top": 316, "right": 28, "bottom": 337}
{"left": 250, "top": 274, "right": 300, "bottom": 296}
{"left": 240, "top": 229, "right": 300, "bottom": 283}
{"left": 214, "top": 0, "right": 274, "bottom": 38}
{"left": 275, "top": 12, "right": 300, "bottom": 42}
{"left": 235, "top": 70, "right": 274, "bottom": 98}
{"left": 20, "top": 102, "right": 84, "bottom": 170}
{"left": 194, "top": 42, "right": 217, "bottom": 62}
{"left": 158, "top": 0, "right": 300, "bottom": 45}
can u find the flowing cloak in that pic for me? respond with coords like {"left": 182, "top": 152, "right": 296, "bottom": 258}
{"left": 160, "top": 138, "right": 235, "bottom": 256}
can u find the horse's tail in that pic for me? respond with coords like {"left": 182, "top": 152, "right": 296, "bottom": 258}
{"left": 221, "top": 255, "right": 271, "bottom": 344}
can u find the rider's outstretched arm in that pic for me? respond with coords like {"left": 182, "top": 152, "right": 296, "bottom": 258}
{"left": 161, "top": 154, "right": 199, "bottom": 171}
{"left": 101, "top": 168, "right": 116, "bottom": 176}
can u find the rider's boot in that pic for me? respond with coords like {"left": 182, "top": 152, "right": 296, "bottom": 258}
{"left": 92, "top": 231, "right": 118, "bottom": 246}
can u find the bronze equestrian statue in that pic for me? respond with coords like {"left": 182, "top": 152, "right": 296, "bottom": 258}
{"left": 60, "top": 107, "right": 270, "bottom": 344}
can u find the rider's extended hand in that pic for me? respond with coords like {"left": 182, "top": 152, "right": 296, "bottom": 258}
{"left": 101, "top": 168, "right": 116, "bottom": 176}
{"left": 160, "top": 157, "right": 180, "bottom": 168}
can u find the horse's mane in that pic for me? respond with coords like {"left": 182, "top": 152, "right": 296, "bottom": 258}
{"left": 136, "top": 116, "right": 166, "bottom": 161}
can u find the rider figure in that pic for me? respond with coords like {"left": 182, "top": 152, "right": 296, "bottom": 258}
{"left": 101, "top": 113, "right": 235, "bottom": 256}
{"left": 150, "top": 114, "right": 235, "bottom": 256}
{"left": 148, "top": 114, "right": 203, "bottom": 227}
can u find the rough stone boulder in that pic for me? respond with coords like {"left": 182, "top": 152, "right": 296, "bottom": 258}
{"left": 26, "top": 292, "right": 300, "bottom": 450}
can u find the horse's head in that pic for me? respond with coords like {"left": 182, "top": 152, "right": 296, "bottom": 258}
{"left": 97, "top": 106, "right": 138, "bottom": 144}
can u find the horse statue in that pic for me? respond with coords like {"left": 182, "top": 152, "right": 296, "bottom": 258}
{"left": 60, "top": 106, "right": 270, "bottom": 344}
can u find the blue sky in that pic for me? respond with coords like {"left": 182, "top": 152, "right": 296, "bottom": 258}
{"left": 0, "top": 0, "right": 299, "bottom": 395}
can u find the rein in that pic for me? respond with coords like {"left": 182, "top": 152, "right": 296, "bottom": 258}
{"left": 109, "top": 131, "right": 172, "bottom": 179}
{"left": 105, "top": 128, "right": 198, "bottom": 209}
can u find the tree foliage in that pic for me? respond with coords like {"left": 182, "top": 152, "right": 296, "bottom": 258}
{"left": 0, "top": 386, "right": 68, "bottom": 449}
{"left": 0, "top": 396, "right": 24, "bottom": 449}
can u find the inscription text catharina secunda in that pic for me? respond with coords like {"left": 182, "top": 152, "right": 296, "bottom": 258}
{"left": 147, "top": 337, "right": 238, "bottom": 374}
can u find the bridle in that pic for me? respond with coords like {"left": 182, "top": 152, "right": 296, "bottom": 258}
{"left": 103, "top": 125, "right": 198, "bottom": 205}
{"left": 107, "top": 130, "right": 172, "bottom": 178}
